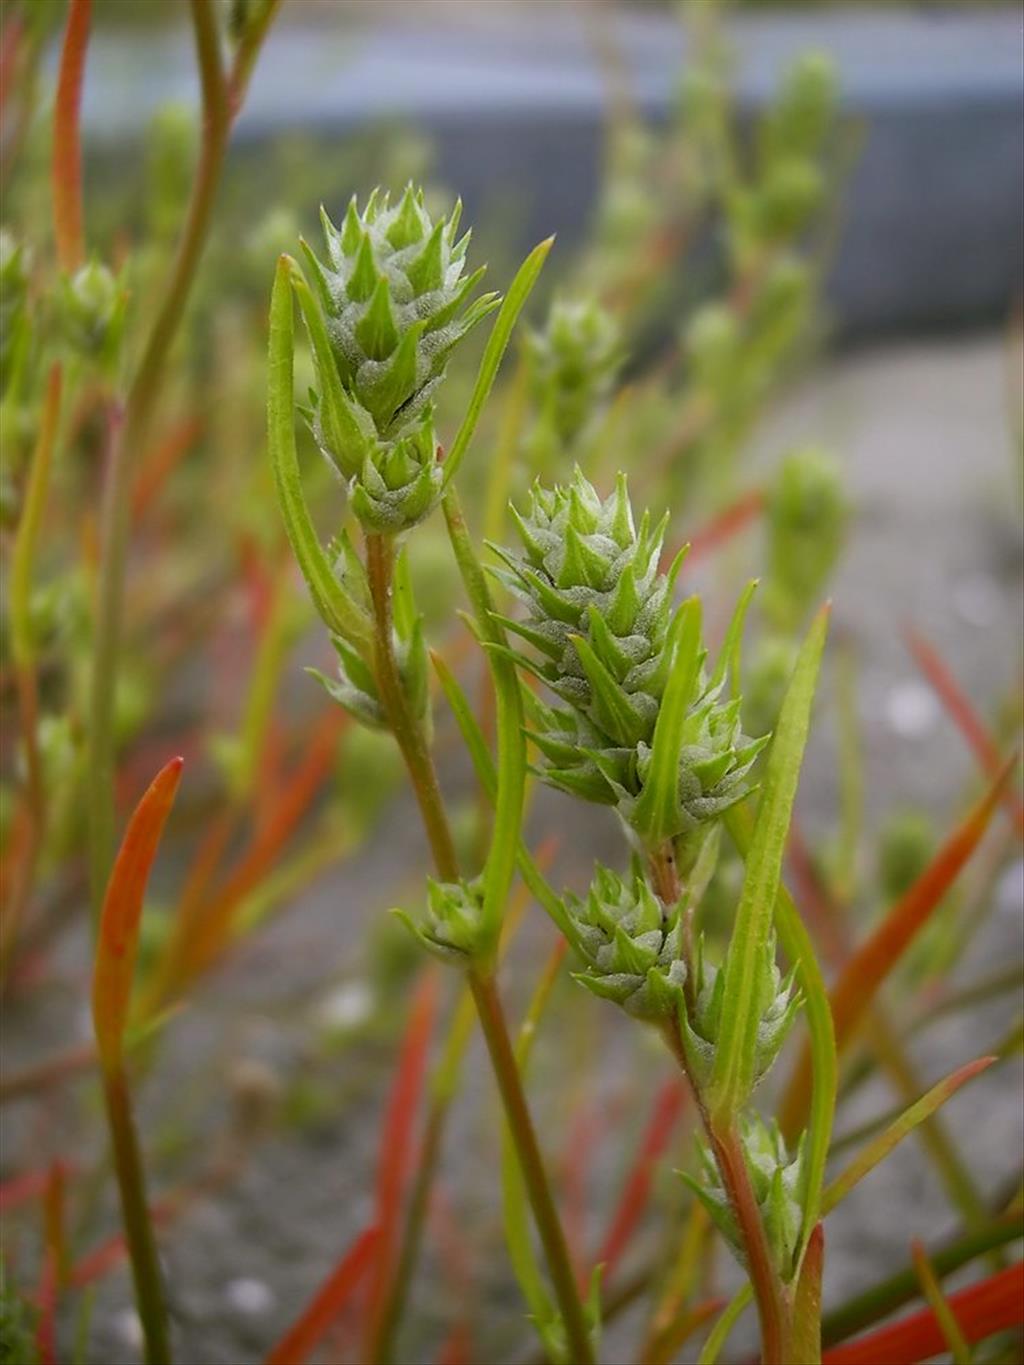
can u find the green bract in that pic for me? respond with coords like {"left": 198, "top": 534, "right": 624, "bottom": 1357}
{"left": 565, "top": 865, "right": 686, "bottom": 1020}
{"left": 677, "top": 934, "right": 801, "bottom": 1088}
{"left": 292, "top": 185, "right": 499, "bottom": 532}
{"left": 491, "top": 470, "right": 767, "bottom": 858}
{"left": 393, "top": 875, "right": 486, "bottom": 964}
{"left": 683, "top": 1114, "right": 808, "bottom": 1282}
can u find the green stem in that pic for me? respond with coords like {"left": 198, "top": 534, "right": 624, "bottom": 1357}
{"left": 364, "top": 532, "right": 459, "bottom": 882}
{"left": 101, "top": 1065, "right": 171, "bottom": 1365}
{"left": 468, "top": 969, "right": 595, "bottom": 1365}
{"left": 87, "top": 0, "right": 276, "bottom": 918}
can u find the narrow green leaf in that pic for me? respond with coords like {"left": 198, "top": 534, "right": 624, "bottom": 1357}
{"left": 709, "top": 579, "right": 758, "bottom": 697}
{"left": 441, "top": 236, "right": 554, "bottom": 489}
{"left": 630, "top": 598, "right": 703, "bottom": 844}
{"left": 711, "top": 605, "right": 829, "bottom": 1121}
{"left": 698, "top": 1285, "right": 751, "bottom": 1365}
{"left": 823, "top": 1057, "right": 995, "bottom": 1215}
{"left": 911, "top": 1241, "right": 973, "bottom": 1365}
{"left": 267, "top": 257, "right": 372, "bottom": 650}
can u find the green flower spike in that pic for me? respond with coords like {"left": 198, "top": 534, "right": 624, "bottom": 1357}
{"left": 393, "top": 876, "right": 486, "bottom": 965}
{"left": 676, "top": 933, "right": 801, "bottom": 1088}
{"left": 491, "top": 470, "right": 767, "bottom": 863}
{"left": 682, "top": 1114, "right": 808, "bottom": 1282}
{"left": 765, "top": 446, "right": 847, "bottom": 632}
{"left": 525, "top": 296, "right": 622, "bottom": 451}
{"left": 565, "top": 865, "right": 686, "bottom": 1020}
{"left": 290, "top": 186, "right": 499, "bottom": 533}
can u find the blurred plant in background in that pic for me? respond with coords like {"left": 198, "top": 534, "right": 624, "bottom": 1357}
{"left": 1, "top": 1, "right": 1021, "bottom": 1363}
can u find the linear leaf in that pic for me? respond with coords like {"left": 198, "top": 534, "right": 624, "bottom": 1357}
{"left": 698, "top": 1285, "right": 751, "bottom": 1365}
{"left": 911, "top": 1240, "right": 972, "bottom": 1365}
{"left": 711, "top": 605, "right": 829, "bottom": 1120}
{"left": 724, "top": 805, "right": 837, "bottom": 1249}
{"left": 264, "top": 1226, "right": 380, "bottom": 1365}
{"left": 630, "top": 598, "right": 703, "bottom": 844}
{"left": 92, "top": 757, "right": 183, "bottom": 1070}
{"left": 441, "top": 236, "right": 554, "bottom": 489}
{"left": 823, "top": 1056, "right": 995, "bottom": 1215}
{"left": 267, "top": 256, "right": 372, "bottom": 649}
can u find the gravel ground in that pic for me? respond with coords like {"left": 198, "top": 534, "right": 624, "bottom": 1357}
{"left": 4, "top": 332, "right": 1022, "bottom": 1364}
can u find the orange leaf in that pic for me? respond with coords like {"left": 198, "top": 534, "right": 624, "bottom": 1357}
{"left": 780, "top": 755, "right": 1015, "bottom": 1137}
{"left": 264, "top": 1226, "right": 381, "bottom": 1365}
{"left": 906, "top": 625, "right": 1024, "bottom": 838}
{"left": 92, "top": 757, "right": 183, "bottom": 1069}
{"left": 52, "top": 0, "right": 90, "bottom": 273}
{"left": 822, "top": 1261, "right": 1024, "bottom": 1364}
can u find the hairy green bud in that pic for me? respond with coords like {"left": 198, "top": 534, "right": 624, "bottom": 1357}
{"left": 765, "top": 446, "right": 847, "bottom": 631}
{"left": 762, "top": 53, "right": 838, "bottom": 162}
{"left": 878, "top": 809, "right": 935, "bottom": 902}
{"left": 59, "top": 260, "right": 125, "bottom": 370}
{"left": 677, "top": 934, "right": 800, "bottom": 1088}
{"left": 682, "top": 1114, "right": 807, "bottom": 1282}
{"left": 394, "top": 876, "right": 486, "bottom": 964}
{"left": 492, "top": 470, "right": 766, "bottom": 854}
{"left": 526, "top": 296, "right": 622, "bottom": 451}
{"left": 565, "top": 865, "right": 686, "bottom": 1020}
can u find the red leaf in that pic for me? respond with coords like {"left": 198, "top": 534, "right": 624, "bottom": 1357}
{"left": 92, "top": 757, "right": 183, "bottom": 1069}
{"left": 823, "top": 1261, "right": 1024, "bottom": 1364}
{"left": 264, "top": 1226, "right": 381, "bottom": 1365}
{"left": 52, "top": 0, "right": 90, "bottom": 273}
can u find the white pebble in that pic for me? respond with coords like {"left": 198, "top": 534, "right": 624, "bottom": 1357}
{"left": 884, "top": 681, "right": 940, "bottom": 739}
{"left": 112, "top": 1307, "right": 144, "bottom": 1350}
{"left": 225, "top": 1276, "right": 275, "bottom": 1316}
{"left": 316, "top": 980, "right": 374, "bottom": 1033}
